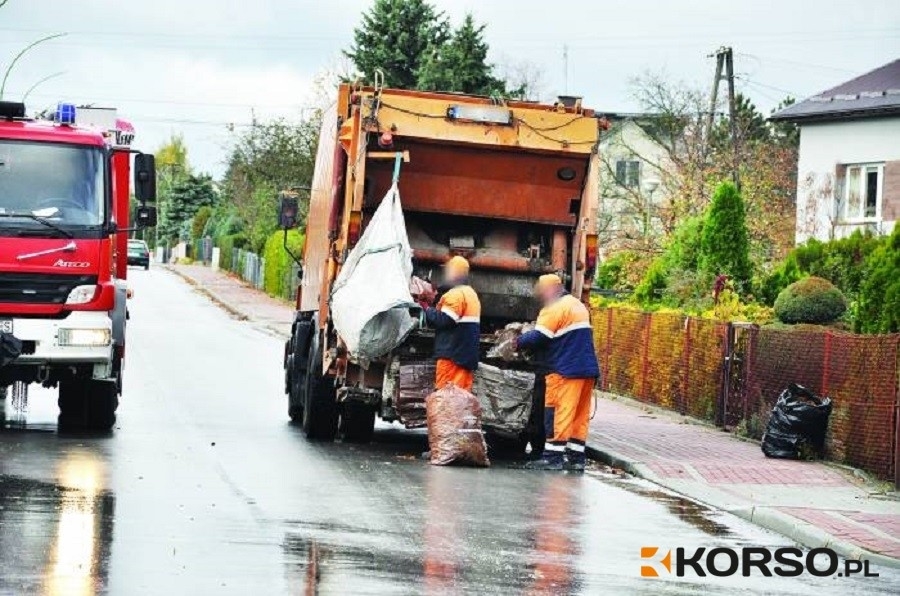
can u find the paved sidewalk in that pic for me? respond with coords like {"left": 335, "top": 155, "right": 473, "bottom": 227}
{"left": 166, "top": 263, "right": 900, "bottom": 567}
{"left": 589, "top": 396, "right": 900, "bottom": 567}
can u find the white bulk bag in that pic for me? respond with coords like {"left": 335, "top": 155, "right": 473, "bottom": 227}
{"left": 330, "top": 183, "right": 416, "bottom": 361}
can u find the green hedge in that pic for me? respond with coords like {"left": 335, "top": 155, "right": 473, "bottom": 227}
{"left": 774, "top": 276, "right": 847, "bottom": 324}
{"left": 262, "top": 229, "right": 305, "bottom": 299}
{"left": 216, "top": 233, "right": 248, "bottom": 272}
{"left": 856, "top": 226, "right": 900, "bottom": 333}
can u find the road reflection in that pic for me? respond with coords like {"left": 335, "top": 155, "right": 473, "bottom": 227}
{"left": 0, "top": 447, "right": 114, "bottom": 595}
{"left": 527, "top": 479, "right": 580, "bottom": 595}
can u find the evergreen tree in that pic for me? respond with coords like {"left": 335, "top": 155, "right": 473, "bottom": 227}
{"left": 344, "top": 0, "right": 449, "bottom": 89}
{"left": 416, "top": 13, "right": 507, "bottom": 95}
{"left": 165, "top": 174, "right": 218, "bottom": 242}
{"left": 700, "top": 181, "right": 753, "bottom": 291}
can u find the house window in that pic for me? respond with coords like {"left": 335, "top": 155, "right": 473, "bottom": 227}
{"left": 615, "top": 160, "right": 640, "bottom": 188}
{"left": 844, "top": 163, "right": 882, "bottom": 221}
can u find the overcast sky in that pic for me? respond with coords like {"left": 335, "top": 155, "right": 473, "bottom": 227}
{"left": 3, "top": 0, "right": 898, "bottom": 176}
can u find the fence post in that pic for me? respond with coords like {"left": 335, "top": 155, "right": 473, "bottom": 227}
{"left": 717, "top": 323, "right": 734, "bottom": 428}
{"left": 259, "top": 257, "right": 266, "bottom": 290}
{"left": 681, "top": 316, "right": 692, "bottom": 415}
{"left": 640, "top": 313, "right": 651, "bottom": 400}
{"left": 604, "top": 308, "right": 613, "bottom": 391}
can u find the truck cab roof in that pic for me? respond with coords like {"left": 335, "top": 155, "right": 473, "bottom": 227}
{"left": 0, "top": 118, "right": 108, "bottom": 148}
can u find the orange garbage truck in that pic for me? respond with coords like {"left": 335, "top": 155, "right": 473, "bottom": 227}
{"left": 281, "top": 84, "right": 603, "bottom": 445}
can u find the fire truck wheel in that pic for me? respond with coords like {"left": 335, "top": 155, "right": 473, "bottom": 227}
{"left": 86, "top": 380, "right": 118, "bottom": 431}
{"left": 288, "top": 320, "right": 312, "bottom": 423}
{"left": 58, "top": 378, "right": 118, "bottom": 432}
{"left": 339, "top": 404, "right": 375, "bottom": 443}
{"left": 58, "top": 379, "right": 88, "bottom": 429}
{"left": 302, "top": 328, "right": 337, "bottom": 441}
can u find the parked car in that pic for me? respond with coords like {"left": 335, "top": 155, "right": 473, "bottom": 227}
{"left": 127, "top": 239, "right": 150, "bottom": 270}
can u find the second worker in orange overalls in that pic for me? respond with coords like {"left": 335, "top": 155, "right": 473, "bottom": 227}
{"left": 424, "top": 256, "right": 481, "bottom": 391}
{"left": 517, "top": 274, "right": 600, "bottom": 471}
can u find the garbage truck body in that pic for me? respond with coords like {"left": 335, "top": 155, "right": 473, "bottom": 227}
{"left": 284, "top": 85, "right": 602, "bottom": 443}
{"left": 0, "top": 101, "right": 156, "bottom": 430}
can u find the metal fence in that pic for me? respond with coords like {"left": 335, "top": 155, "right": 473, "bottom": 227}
{"left": 591, "top": 307, "right": 900, "bottom": 484}
{"left": 227, "top": 248, "right": 265, "bottom": 290}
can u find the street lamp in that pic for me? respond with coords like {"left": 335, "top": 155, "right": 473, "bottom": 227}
{"left": 642, "top": 179, "right": 660, "bottom": 238}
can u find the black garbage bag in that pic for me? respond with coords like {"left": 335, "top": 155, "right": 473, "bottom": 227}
{"left": 761, "top": 383, "right": 832, "bottom": 459}
{"left": 1, "top": 332, "right": 22, "bottom": 368}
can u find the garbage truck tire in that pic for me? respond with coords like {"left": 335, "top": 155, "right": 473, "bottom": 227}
{"left": 340, "top": 403, "right": 376, "bottom": 443}
{"left": 287, "top": 320, "right": 312, "bottom": 423}
{"left": 302, "top": 325, "right": 337, "bottom": 441}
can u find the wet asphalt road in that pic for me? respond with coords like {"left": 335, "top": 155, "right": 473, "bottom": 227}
{"left": 2, "top": 267, "right": 899, "bottom": 595}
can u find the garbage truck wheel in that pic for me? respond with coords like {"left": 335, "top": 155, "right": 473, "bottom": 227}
{"left": 287, "top": 320, "right": 312, "bottom": 423}
{"left": 340, "top": 404, "right": 375, "bottom": 443}
{"left": 302, "top": 329, "right": 337, "bottom": 441}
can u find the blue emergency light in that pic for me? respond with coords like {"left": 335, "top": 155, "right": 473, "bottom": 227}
{"left": 55, "top": 102, "right": 76, "bottom": 125}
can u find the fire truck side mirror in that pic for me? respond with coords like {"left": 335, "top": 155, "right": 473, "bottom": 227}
{"left": 134, "top": 153, "right": 157, "bottom": 202}
{"left": 135, "top": 205, "right": 158, "bottom": 228}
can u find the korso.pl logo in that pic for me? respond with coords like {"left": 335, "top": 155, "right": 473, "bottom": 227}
{"left": 641, "top": 546, "right": 879, "bottom": 578}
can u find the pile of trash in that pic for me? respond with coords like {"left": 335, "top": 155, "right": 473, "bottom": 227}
{"left": 396, "top": 360, "right": 435, "bottom": 428}
{"left": 426, "top": 384, "right": 490, "bottom": 467}
{"left": 486, "top": 322, "right": 535, "bottom": 362}
{"left": 761, "top": 383, "right": 832, "bottom": 459}
{"left": 472, "top": 363, "right": 534, "bottom": 436}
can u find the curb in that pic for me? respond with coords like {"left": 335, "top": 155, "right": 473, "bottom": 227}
{"left": 584, "top": 441, "right": 900, "bottom": 570}
{"left": 164, "top": 265, "right": 249, "bottom": 322}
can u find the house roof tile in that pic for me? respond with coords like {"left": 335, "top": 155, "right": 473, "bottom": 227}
{"left": 770, "top": 58, "right": 900, "bottom": 122}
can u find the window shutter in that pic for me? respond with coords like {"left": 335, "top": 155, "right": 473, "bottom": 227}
{"left": 883, "top": 161, "right": 900, "bottom": 222}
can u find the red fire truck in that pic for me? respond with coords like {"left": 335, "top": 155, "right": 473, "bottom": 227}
{"left": 0, "top": 100, "right": 157, "bottom": 430}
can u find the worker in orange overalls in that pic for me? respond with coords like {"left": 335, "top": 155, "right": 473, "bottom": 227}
{"left": 424, "top": 256, "right": 481, "bottom": 391}
{"left": 517, "top": 274, "right": 599, "bottom": 471}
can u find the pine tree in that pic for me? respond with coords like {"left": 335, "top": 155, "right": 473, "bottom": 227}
{"left": 700, "top": 181, "right": 753, "bottom": 291}
{"left": 344, "top": 0, "right": 449, "bottom": 89}
{"left": 416, "top": 14, "right": 506, "bottom": 95}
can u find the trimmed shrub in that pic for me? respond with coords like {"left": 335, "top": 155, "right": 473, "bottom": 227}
{"left": 758, "top": 253, "right": 803, "bottom": 305}
{"left": 262, "top": 229, "right": 305, "bottom": 299}
{"left": 855, "top": 226, "right": 900, "bottom": 334}
{"left": 774, "top": 276, "right": 847, "bottom": 324}
{"left": 700, "top": 181, "right": 753, "bottom": 292}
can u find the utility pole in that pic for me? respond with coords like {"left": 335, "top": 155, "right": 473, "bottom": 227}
{"left": 706, "top": 46, "right": 740, "bottom": 188}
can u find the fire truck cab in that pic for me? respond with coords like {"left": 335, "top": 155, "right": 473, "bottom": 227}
{"left": 0, "top": 100, "right": 157, "bottom": 430}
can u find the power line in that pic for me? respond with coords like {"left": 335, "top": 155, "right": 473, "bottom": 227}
{"left": 12, "top": 89, "right": 317, "bottom": 111}
{"left": 735, "top": 52, "right": 859, "bottom": 75}
{"left": 734, "top": 75, "right": 802, "bottom": 99}
{"left": 0, "top": 27, "right": 896, "bottom": 52}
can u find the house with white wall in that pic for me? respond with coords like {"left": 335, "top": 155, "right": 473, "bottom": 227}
{"left": 595, "top": 113, "right": 673, "bottom": 254}
{"left": 770, "top": 58, "right": 900, "bottom": 242}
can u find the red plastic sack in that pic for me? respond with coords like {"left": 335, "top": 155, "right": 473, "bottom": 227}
{"left": 426, "top": 384, "right": 490, "bottom": 467}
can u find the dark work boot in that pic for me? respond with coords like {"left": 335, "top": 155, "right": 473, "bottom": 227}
{"left": 564, "top": 450, "right": 586, "bottom": 472}
{"left": 525, "top": 450, "right": 565, "bottom": 471}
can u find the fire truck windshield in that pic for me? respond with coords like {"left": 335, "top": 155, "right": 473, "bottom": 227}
{"left": 0, "top": 140, "right": 106, "bottom": 232}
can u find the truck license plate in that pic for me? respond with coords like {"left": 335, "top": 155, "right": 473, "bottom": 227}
{"left": 0, "top": 319, "right": 12, "bottom": 334}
